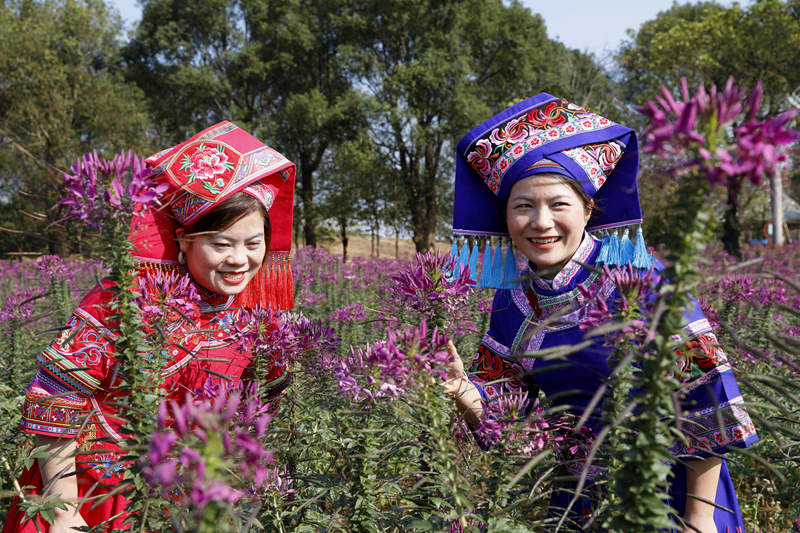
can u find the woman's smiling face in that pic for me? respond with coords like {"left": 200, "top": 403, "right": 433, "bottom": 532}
{"left": 506, "top": 174, "right": 592, "bottom": 278}
{"left": 178, "top": 209, "right": 267, "bottom": 295}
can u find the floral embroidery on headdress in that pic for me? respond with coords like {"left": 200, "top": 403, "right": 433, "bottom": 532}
{"left": 453, "top": 93, "right": 642, "bottom": 240}
{"left": 179, "top": 142, "right": 237, "bottom": 194}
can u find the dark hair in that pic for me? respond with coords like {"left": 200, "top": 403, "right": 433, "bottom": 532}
{"left": 182, "top": 192, "right": 271, "bottom": 252}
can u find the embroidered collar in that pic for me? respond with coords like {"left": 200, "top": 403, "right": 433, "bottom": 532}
{"left": 529, "top": 232, "right": 599, "bottom": 291}
{"left": 511, "top": 232, "right": 603, "bottom": 322}
{"left": 181, "top": 266, "right": 235, "bottom": 311}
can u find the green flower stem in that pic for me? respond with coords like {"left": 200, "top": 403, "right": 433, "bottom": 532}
{"left": 416, "top": 381, "right": 473, "bottom": 528}
{"left": 102, "top": 215, "right": 170, "bottom": 528}
{"left": 604, "top": 178, "right": 714, "bottom": 531}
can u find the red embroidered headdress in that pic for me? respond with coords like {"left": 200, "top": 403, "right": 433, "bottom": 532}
{"left": 130, "top": 121, "right": 296, "bottom": 309}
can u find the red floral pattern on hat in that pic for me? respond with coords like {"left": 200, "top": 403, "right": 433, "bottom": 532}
{"left": 180, "top": 143, "right": 236, "bottom": 195}
{"left": 527, "top": 100, "right": 572, "bottom": 128}
{"left": 489, "top": 118, "right": 530, "bottom": 145}
{"left": 466, "top": 139, "right": 493, "bottom": 176}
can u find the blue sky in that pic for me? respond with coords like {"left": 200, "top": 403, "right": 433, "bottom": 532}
{"left": 109, "top": 1, "right": 741, "bottom": 55}
{"left": 521, "top": 1, "right": 732, "bottom": 54}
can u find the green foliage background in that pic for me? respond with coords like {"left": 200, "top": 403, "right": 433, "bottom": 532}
{"left": 8, "top": 0, "right": 776, "bottom": 257}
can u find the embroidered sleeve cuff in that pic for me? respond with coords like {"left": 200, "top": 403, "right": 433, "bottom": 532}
{"left": 19, "top": 391, "right": 89, "bottom": 438}
{"left": 672, "top": 377, "right": 759, "bottom": 457}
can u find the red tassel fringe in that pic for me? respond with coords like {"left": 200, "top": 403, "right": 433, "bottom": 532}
{"left": 235, "top": 252, "right": 294, "bottom": 310}
{"left": 135, "top": 256, "right": 292, "bottom": 311}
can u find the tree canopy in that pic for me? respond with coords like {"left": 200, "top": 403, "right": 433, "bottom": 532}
{"left": 0, "top": 0, "right": 798, "bottom": 256}
{"left": 617, "top": 0, "right": 800, "bottom": 111}
{"left": 0, "top": 0, "right": 151, "bottom": 254}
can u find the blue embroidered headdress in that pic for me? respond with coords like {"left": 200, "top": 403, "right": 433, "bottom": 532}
{"left": 452, "top": 93, "right": 652, "bottom": 288}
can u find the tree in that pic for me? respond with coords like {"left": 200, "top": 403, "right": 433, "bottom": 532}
{"left": 125, "top": 0, "right": 370, "bottom": 247}
{"left": 616, "top": 0, "right": 800, "bottom": 256}
{"left": 350, "top": 0, "right": 584, "bottom": 252}
{"left": 0, "top": 0, "right": 152, "bottom": 255}
{"left": 318, "top": 136, "right": 371, "bottom": 262}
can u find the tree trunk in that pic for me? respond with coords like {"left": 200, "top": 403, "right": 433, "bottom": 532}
{"left": 373, "top": 220, "right": 381, "bottom": 257}
{"left": 48, "top": 222, "right": 69, "bottom": 257}
{"left": 722, "top": 179, "right": 743, "bottom": 259}
{"left": 394, "top": 228, "right": 399, "bottom": 258}
{"left": 407, "top": 172, "right": 435, "bottom": 252}
{"left": 336, "top": 215, "right": 349, "bottom": 263}
{"left": 771, "top": 168, "right": 785, "bottom": 247}
{"left": 293, "top": 208, "right": 302, "bottom": 248}
{"left": 300, "top": 185, "right": 316, "bottom": 248}
{"left": 299, "top": 156, "right": 317, "bottom": 248}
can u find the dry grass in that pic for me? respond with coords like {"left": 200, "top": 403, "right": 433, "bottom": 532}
{"left": 314, "top": 234, "right": 450, "bottom": 259}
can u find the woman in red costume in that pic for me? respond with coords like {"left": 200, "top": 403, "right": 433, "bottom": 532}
{"left": 3, "top": 122, "right": 296, "bottom": 532}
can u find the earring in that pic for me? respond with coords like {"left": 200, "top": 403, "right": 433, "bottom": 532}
{"left": 178, "top": 251, "right": 186, "bottom": 265}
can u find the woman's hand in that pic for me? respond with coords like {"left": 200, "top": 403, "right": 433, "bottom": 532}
{"left": 443, "top": 341, "right": 469, "bottom": 397}
{"left": 680, "top": 513, "right": 716, "bottom": 533}
{"left": 443, "top": 342, "right": 483, "bottom": 426}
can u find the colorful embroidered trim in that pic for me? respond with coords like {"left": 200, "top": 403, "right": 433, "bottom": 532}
{"left": 489, "top": 116, "right": 615, "bottom": 192}
{"left": 481, "top": 335, "right": 511, "bottom": 357}
{"left": 549, "top": 233, "right": 600, "bottom": 290}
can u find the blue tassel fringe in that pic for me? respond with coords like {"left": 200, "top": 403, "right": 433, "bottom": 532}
{"left": 632, "top": 227, "right": 653, "bottom": 270}
{"left": 448, "top": 241, "right": 459, "bottom": 278}
{"left": 606, "top": 231, "right": 621, "bottom": 266}
{"left": 478, "top": 245, "right": 493, "bottom": 287}
{"left": 468, "top": 243, "right": 479, "bottom": 282}
{"left": 457, "top": 241, "right": 470, "bottom": 277}
{"left": 491, "top": 244, "right": 503, "bottom": 289}
{"left": 619, "top": 228, "right": 634, "bottom": 266}
{"left": 500, "top": 245, "right": 519, "bottom": 289}
{"left": 596, "top": 232, "right": 611, "bottom": 265}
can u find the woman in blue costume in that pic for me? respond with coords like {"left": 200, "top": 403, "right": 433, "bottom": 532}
{"left": 444, "top": 94, "right": 758, "bottom": 532}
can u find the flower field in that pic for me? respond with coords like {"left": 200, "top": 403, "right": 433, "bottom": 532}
{"left": 0, "top": 242, "right": 798, "bottom": 531}
{"left": 0, "top": 76, "right": 798, "bottom": 532}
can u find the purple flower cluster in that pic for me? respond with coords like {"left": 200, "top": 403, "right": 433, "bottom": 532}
{"left": 334, "top": 322, "right": 452, "bottom": 401}
{"left": 449, "top": 516, "right": 488, "bottom": 533}
{"left": 637, "top": 77, "right": 798, "bottom": 186}
{"left": 135, "top": 269, "right": 202, "bottom": 323}
{"left": 292, "top": 247, "right": 408, "bottom": 310}
{"left": 233, "top": 307, "right": 340, "bottom": 370}
{"left": 473, "top": 391, "right": 551, "bottom": 455}
{"left": 0, "top": 256, "right": 105, "bottom": 324}
{"left": 463, "top": 390, "right": 595, "bottom": 460}
{"left": 143, "top": 381, "right": 277, "bottom": 512}
{"left": 578, "top": 264, "right": 662, "bottom": 339}
{"left": 391, "top": 250, "right": 475, "bottom": 332}
{"left": 36, "top": 255, "right": 69, "bottom": 280}
{"left": 0, "top": 288, "right": 42, "bottom": 330}
{"left": 260, "top": 465, "right": 296, "bottom": 496}
{"left": 696, "top": 242, "right": 800, "bottom": 372}
{"left": 60, "top": 150, "right": 167, "bottom": 229}
{"left": 327, "top": 302, "right": 367, "bottom": 322}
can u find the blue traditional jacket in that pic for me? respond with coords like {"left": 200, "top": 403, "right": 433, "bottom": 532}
{"left": 467, "top": 232, "right": 758, "bottom": 457}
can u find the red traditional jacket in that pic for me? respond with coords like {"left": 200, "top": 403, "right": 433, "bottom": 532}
{"left": 5, "top": 276, "right": 289, "bottom": 532}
